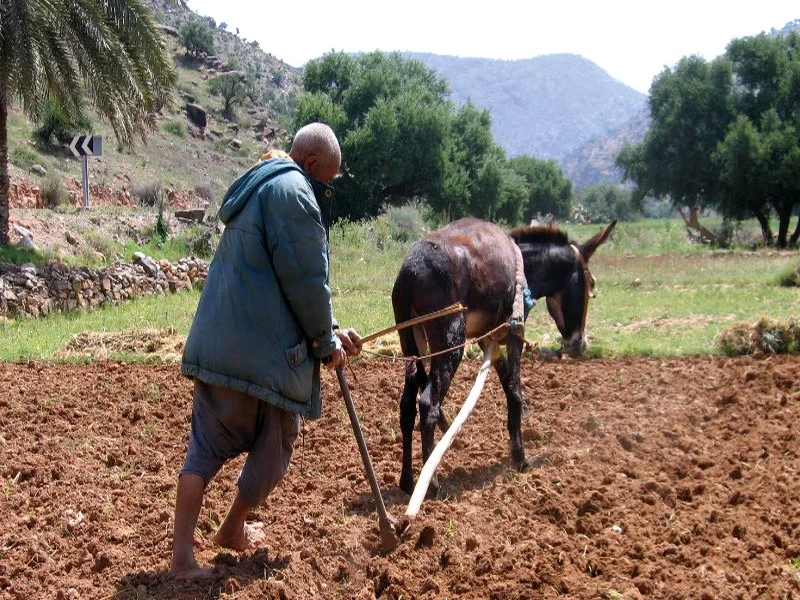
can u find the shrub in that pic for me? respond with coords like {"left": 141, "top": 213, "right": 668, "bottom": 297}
{"left": 10, "top": 146, "right": 40, "bottom": 171}
{"left": 384, "top": 202, "right": 428, "bottom": 243}
{"left": 34, "top": 98, "right": 92, "bottom": 145}
{"left": 574, "top": 184, "right": 640, "bottom": 223}
{"left": 133, "top": 181, "right": 161, "bottom": 207}
{"left": 40, "top": 175, "right": 70, "bottom": 208}
{"left": 180, "top": 21, "right": 215, "bottom": 57}
{"left": 155, "top": 200, "right": 169, "bottom": 243}
{"left": 370, "top": 215, "right": 392, "bottom": 250}
{"left": 181, "top": 224, "right": 218, "bottom": 258}
{"left": 162, "top": 120, "right": 186, "bottom": 138}
{"left": 81, "top": 228, "right": 113, "bottom": 259}
{"left": 194, "top": 184, "right": 214, "bottom": 204}
{"left": 777, "top": 263, "right": 800, "bottom": 287}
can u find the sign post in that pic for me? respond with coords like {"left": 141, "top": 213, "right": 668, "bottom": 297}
{"left": 69, "top": 135, "right": 103, "bottom": 207}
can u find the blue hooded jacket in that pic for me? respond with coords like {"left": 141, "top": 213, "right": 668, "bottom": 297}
{"left": 181, "top": 158, "right": 338, "bottom": 419}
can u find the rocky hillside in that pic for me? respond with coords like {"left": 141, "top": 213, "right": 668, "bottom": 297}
{"left": 6, "top": 1, "right": 304, "bottom": 212}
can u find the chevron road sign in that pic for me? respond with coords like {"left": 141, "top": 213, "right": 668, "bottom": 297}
{"left": 69, "top": 134, "right": 102, "bottom": 157}
{"left": 69, "top": 135, "right": 102, "bottom": 207}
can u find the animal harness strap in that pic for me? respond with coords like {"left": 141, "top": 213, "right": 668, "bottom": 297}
{"left": 511, "top": 240, "right": 528, "bottom": 332}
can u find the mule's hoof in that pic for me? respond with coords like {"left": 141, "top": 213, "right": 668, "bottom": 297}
{"left": 518, "top": 458, "right": 533, "bottom": 473}
{"left": 399, "top": 475, "right": 414, "bottom": 495}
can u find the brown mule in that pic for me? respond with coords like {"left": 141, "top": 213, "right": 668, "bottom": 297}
{"left": 391, "top": 217, "right": 616, "bottom": 497}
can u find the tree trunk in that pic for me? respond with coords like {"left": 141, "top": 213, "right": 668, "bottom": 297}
{"left": 0, "top": 91, "right": 9, "bottom": 246}
{"left": 676, "top": 206, "right": 723, "bottom": 246}
{"left": 754, "top": 209, "right": 774, "bottom": 246}
{"left": 789, "top": 214, "right": 800, "bottom": 248}
{"left": 774, "top": 200, "right": 791, "bottom": 249}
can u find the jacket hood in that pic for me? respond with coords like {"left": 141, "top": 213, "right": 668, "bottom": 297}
{"left": 217, "top": 158, "right": 306, "bottom": 224}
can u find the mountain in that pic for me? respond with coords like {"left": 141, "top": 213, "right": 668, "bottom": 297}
{"left": 561, "top": 107, "right": 651, "bottom": 189}
{"left": 405, "top": 52, "right": 648, "bottom": 183}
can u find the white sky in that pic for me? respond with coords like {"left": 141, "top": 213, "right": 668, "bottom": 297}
{"left": 186, "top": 0, "right": 798, "bottom": 94}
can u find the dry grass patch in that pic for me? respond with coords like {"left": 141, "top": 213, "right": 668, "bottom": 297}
{"left": 716, "top": 317, "right": 800, "bottom": 356}
{"left": 55, "top": 327, "right": 185, "bottom": 362}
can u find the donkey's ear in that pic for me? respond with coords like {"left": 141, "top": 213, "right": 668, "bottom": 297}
{"left": 579, "top": 220, "right": 617, "bottom": 262}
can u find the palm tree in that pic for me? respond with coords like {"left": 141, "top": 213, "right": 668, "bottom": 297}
{"left": 0, "top": 0, "right": 177, "bottom": 245}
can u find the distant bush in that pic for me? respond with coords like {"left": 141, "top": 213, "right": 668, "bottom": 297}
{"left": 194, "top": 184, "right": 214, "bottom": 204}
{"left": 574, "top": 184, "right": 640, "bottom": 223}
{"left": 237, "top": 114, "right": 252, "bottom": 130}
{"left": 642, "top": 196, "right": 676, "bottom": 219}
{"left": 162, "top": 120, "right": 186, "bottom": 138}
{"left": 40, "top": 175, "right": 70, "bottom": 208}
{"left": 133, "top": 181, "right": 162, "bottom": 207}
{"left": 180, "top": 224, "right": 218, "bottom": 258}
{"left": 10, "top": 146, "right": 40, "bottom": 170}
{"left": 180, "top": 21, "right": 215, "bottom": 57}
{"left": 34, "top": 98, "right": 91, "bottom": 145}
{"left": 81, "top": 228, "right": 113, "bottom": 259}
{"left": 384, "top": 202, "right": 428, "bottom": 243}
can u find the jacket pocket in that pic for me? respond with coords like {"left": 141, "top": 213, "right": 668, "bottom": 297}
{"left": 282, "top": 339, "right": 313, "bottom": 405}
{"left": 285, "top": 339, "right": 309, "bottom": 368}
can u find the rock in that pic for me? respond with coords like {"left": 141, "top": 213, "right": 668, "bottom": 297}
{"left": 13, "top": 223, "right": 34, "bottom": 239}
{"left": 17, "top": 237, "right": 38, "bottom": 250}
{"left": 175, "top": 208, "right": 206, "bottom": 223}
{"left": 132, "top": 253, "right": 160, "bottom": 278}
{"left": 185, "top": 103, "right": 207, "bottom": 129}
{"left": 13, "top": 225, "right": 38, "bottom": 249}
{"left": 31, "top": 164, "right": 47, "bottom": 176}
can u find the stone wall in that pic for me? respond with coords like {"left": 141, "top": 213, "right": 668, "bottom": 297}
{"left": 0, "top": 253, "right": 208, "bottom": 319}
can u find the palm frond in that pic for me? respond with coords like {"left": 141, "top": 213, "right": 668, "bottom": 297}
{"left": 2, "top": 0, "right": 175, "bottom": 147}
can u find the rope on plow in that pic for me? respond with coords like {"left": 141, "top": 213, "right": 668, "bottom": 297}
{"left": 361, "top": 321, "right": 511, "bottom": 363}
{"left": 359, "top": 303, "right": 467, "bottom": 345}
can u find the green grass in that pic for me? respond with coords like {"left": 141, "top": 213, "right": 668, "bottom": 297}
{"left": 0, "top": 244, "right": 56, "bottom": 266}
{"left": 2, "top": 217, "right": 799, "bottom": 361}
{"left": 330, "top": 220, "right": 800, "bottom": 358}
{"left": 556, "top": 252, "right": 800, "bottom": 356}
{"left": 0, "top": 291, "right": 201, "bottom": 361}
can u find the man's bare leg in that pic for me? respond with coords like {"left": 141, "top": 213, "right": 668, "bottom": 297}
{"left": 171, "top": 473, "right": 214, "bottom": 579}
{"left": 213, "top": 491, "right": 266, "bottom": 551}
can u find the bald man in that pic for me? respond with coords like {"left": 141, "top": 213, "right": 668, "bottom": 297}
{"left": 172, "top": 123, "right": 361, "bottom": 579}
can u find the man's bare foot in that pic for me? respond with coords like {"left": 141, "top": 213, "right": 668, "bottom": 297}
{"left": 170, "top": 561, "right": 215, "bottom": 581}
{"left": 213, "top": 521, "right": 266, "bottom": 552}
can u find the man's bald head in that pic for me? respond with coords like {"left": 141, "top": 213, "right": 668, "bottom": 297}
{"left": 289, "top": 122, "right": 341, "bottom": 184}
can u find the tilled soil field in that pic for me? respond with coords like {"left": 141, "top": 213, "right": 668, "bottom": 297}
{"left": 1, "top": 355, "right": 799, "bottom": 599}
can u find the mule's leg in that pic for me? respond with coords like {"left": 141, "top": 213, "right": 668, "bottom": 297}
{"left": 399, "top": 360, "right": 425, "bottom": 494}
{"left": 487, "top": 333, "right": 531, "bottom": 470}
{"left": 414, "top": 317, "right": 465, "bottom": 496}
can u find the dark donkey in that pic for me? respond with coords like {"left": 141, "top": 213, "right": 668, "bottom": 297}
{"left": 391, "top": 217, "right": 616, "bottom": 495}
